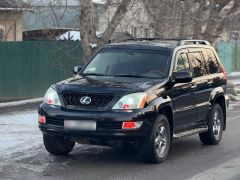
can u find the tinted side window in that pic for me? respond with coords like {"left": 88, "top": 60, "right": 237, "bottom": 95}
{"left": 175, "top": 52, "right": 190, "bottom": 72}
{"left": 188, "top": 52, "right": 207, "bottom": 78}
{"left": 203, "top": 49, "right": 219, "bottom": 74}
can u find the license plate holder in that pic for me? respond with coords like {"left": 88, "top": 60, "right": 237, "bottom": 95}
{"left": 64, "top": 120, "right": 96, "bottom": 131}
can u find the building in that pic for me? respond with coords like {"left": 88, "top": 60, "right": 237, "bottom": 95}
{"left": 22, "top": 0, "right": 153, "bottom": 41}
{"left": 22, "top": 0, "right": 80, "bottom": 33}
{"left": 0, "top": 0, "right": 30, "bottom": 41}
{"left": 23, "top": 28, "right": 78, "bottom": 41}
{"left": 96, "top": 1, "right": 154, "bottom": 38}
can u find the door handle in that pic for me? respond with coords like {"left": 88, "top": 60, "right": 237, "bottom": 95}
{"left": 207, "top": 80, "right": 213, "bottom": 86}
{"left": 191, "top": 84, "right": 197, "bottom": 89}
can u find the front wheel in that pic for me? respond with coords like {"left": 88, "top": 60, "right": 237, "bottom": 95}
{"left": 199, "top": 104, "right": 224, "bottom": 145}
{"left": 43, "top": 134, "right": 75, "bottom": 155}
{"left": 142, "top": 114, "right": 171, "bottom": 164}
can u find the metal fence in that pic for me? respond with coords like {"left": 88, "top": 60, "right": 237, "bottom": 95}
{"left": 0, "top": 40, "right": 239, "bottom": 102}
{"left": 0, "top": 41, "right": 83, "bottom": 102}
{"left": 216, "top": 41, "right": 240, "bottom": 74}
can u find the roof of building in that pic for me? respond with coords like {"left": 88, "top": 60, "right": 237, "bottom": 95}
{"left": 0, "top": 0, "right": 29, "bottom": 11}
{"left": 22, "top": 6, "right": 80, "bottom": 31}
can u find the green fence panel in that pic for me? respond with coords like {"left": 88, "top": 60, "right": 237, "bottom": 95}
{"left": 0, "top": 41, "right": 83, "bottom": 102}
{"left": 216, "top": 41, "right": 240, "bottom": 74}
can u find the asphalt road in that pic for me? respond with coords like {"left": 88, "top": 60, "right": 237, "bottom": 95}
{"left": 0, "top": 103, "right": 240, "bottom": 180}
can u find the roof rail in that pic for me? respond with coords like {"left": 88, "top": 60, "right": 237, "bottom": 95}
{"left": 121, "top": 38, "right": 184, "bottom": 42}
{"left": 118, "top": 38, "right": 211, "bottom": 46}
{"left": 179, "top": 40, "right": 211, "bottom": 45}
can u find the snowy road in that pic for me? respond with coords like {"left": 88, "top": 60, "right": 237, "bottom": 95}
{"left": 0, "top": 104, "right": 240, "bottom": 180}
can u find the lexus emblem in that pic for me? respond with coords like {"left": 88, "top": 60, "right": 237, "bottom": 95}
{"left": 80, "top": 96, "right": 91, "bottom": 105}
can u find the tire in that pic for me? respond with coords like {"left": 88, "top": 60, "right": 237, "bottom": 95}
{"left": 199, "top": 103, "right": 224, "bottom": 145}
{"left": 43, "top": 134, "right": 75, "bottom": 155}
{"left": 142, "top": 114, "right": 171, "bottom": 164}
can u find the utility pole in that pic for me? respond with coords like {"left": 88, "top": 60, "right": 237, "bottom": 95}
{"left": 232, "top": 31, "right": 239, "bottom": 71}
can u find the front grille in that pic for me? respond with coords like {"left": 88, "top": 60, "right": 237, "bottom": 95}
{"left": 97, "top": 122, "right": 122, "bottom": 130}
{"left": 46, "top": 117, "right": 64, "bottom": 126}
{"left": 62, "top": 92, "right": 115, "bottom": 110}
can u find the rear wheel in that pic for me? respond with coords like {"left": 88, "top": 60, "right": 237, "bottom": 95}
{"left": 43, "top": 134, "right": 75, "bottom": 155}
{"left": 142, "top": 114, "right": 171, "bottom": 164}
{"left": 199, "top": 103, "right": 224, "bottom": 145}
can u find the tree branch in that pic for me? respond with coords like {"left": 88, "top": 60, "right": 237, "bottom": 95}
{"left": 98, "top": 0, "right": 132, "bottom": 45}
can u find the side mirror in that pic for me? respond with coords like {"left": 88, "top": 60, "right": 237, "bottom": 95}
{"left": 73, "top": 66, "right": 82, "bottom": 75}
{"left": 172, "top": 71, "right": 192, "bottom": 84}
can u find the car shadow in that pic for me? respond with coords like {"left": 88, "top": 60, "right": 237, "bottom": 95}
{"left": 12, "top": 135, "right": 221, "bottom": 179}
{"left": 42, "top": 135, "right": 208, "bottom": 166}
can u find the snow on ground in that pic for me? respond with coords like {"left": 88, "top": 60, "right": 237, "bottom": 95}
{"left": 0, "top": 110, "right": 41, "bottom": 159}
{"left": 58, "top": 31, "right": 81, "bottom": 41}
{"left": 0, "top": 110, "right": 106, "bottom": 178}
{"left": 58, "top": 31, "right": 102, "bottom": 41}
{"left": 92, "top": 0, "right": 107, "bottom": 4}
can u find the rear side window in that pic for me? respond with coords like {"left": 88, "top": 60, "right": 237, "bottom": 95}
{"left": 203, "top": 49, "right": 219, "bottom": 74}
{"left": 188, "top": 52, "right": 207, "bottom": 78}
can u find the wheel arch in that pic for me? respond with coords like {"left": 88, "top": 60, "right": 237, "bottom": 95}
{"left": 210, "top": 95, "right": 226, "bottom": 131}
{"left": 148, "top": 96, "right": 174, "bottom": 136}
{"left": 158, "top": 105, "right": 174, "bottom": 138}
{"left": 209, "top": 87, "right": 226, "bottom": 130}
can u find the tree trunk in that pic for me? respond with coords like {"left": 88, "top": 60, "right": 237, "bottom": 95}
{"left": 203, "top": 0, "right": 232, "bottom": 43}
{"left": 179, "top": 0, "right": 191, "bottom": 39}
{"left": 80, "top": 0, "right": 132, "bottom": 64}
{"left": 79, "top": 0, "right": 97, "bottom": 63}
{"left": 211, "top": 1, "right": 239, "bottom": 44}
{"left": 98, "top": 0, "right": 132, "bottom": 47}
{"left": 193, "top": 1, "right": 204, "bottom": 39}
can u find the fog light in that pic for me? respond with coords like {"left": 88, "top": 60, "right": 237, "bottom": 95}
{"left": 39, "top": 116, "right": 46, "bottom": 124}
{"left": 122, "top": 121, "right": 143, "bottom": 130}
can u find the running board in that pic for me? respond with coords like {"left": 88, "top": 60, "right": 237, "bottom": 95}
{"left": 173, "top": 127, "right": 208, "bottom": 138}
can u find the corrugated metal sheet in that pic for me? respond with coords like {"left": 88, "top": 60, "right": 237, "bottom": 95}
{"left": 0, "top": 41, "right": 83, "bottom": 102}
{"left": 216, "top": 41, "right": 240, "bottom": 73}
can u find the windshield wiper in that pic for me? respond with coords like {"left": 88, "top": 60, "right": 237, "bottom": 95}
{"left": 82, "top": 73, "right": 160, "bottom": 79}
{"left": 82, "top": 73, "right": 107, "bottom": 76}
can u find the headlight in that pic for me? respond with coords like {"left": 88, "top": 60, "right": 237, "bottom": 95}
{"left": 112, "top": 92, "right": 147, "bottom": 110}
{"left": 44, "top": 87, "right": 61, "bottom": 106}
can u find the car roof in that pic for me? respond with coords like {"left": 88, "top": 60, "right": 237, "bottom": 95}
{"left": 106, "top": 39, "right": 212, "bottom": 51}
{"left": 106, "top": 40, "right": 177, "bottom": 51}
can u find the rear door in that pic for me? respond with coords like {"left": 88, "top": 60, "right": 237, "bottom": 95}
{"left": 202, "top": 48, "right": 221, "bottom": 89}
{"left": 187, "top": 48, "right": 211, "bottom": 123}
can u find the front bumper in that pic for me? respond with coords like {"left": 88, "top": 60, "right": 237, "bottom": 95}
{"left": 38, "top": 103, "right": 155, "bottom": 141}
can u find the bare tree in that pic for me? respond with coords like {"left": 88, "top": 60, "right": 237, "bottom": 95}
{"left": 79, "top": 0, "right": 132, "bottom": 63}
{"left": 203, "top": 0, "right": 240, "bottom": 43}
{"left": 142, "top": 0, "right": 240, "bottom": 44}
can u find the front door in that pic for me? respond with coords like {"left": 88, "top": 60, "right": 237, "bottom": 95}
{"left": 168, "top": 49, "right": 198, "bottom": 131}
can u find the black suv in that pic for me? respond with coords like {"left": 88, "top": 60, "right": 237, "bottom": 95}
{"left": 39, "top": 39, "right": 229, "bottom": 163}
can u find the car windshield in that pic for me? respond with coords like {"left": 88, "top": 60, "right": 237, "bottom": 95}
{"left": 82, "top": 48, "right": 171, "bottom": 79}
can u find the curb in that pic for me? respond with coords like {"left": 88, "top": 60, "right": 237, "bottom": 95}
{"left": 0, "top": 98, "right": 43, "bottom": 114}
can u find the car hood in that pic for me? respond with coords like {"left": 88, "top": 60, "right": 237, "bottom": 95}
{"left": 54, "top": 75, "right": 165, "bottom": 94}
